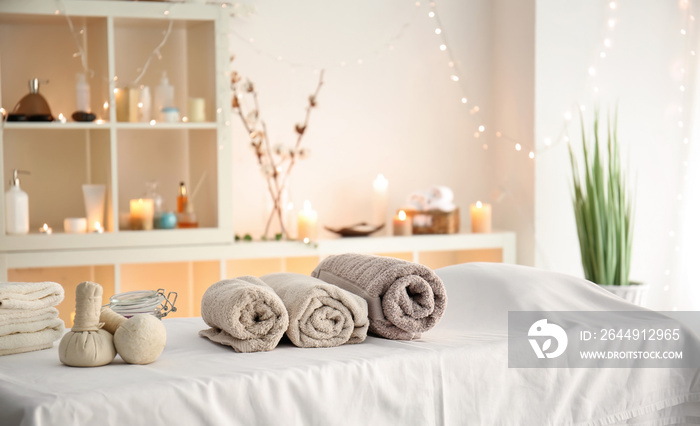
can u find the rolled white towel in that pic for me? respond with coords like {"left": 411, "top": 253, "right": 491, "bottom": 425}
{"left": 0, "top": 282, "right": 64, "bottom": 310}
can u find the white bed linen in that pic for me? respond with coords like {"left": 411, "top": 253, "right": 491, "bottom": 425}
{"left": 0, "top": 263, "right": 698, "bottom": 425}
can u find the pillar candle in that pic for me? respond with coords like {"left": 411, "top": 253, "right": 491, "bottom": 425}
{"left": 188, "top": 97, "right": 206, "bottom": 122}
{"left": 115, "top": 88, "right": 129, "bottom": 122}
{"left": 297, "top": 200, "right": 318, "bottom": 242}
{"left": 470, "top": 201, "right": 492, "bottom": 233}
{"left": 372, "top": 174, "right": 388, "bottom": 226}
{"left": 130, "top": 198, "right": 155, "bottom": 231}
{"left": 393, "top": 210, "right": 412, "bottom": 236}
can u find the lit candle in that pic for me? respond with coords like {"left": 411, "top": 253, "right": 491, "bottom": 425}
{"left": 58, "top": 113, "right": 66, "bottom": 124}
{"left": 470, "top": 201, "right": 492, "bottom": 233}
{"left": 393, "top": 210, "right": 412, "bottom": 236}
{"left": 372, "top": 174, "right": 388, "bottom": 227}
{"left": 297, "top": 200, "right": 318, "bottom": 242}
{"left": 130, "top": 198, "right": 154, "bottom": 231}
{"left": 93, "top": 221, "right": 104, "bottom": 233}
{"left": 39, "top": 223, "right": 53, "bottom": 234}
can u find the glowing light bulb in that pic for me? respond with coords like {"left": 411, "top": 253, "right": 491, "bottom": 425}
{"left": 428, "top": 11, "right": 435, "bottom": 18}
{"left": 113, "top": 88, "right": 119, "bottom": 94}
{"left": 450, "top": 75, "right": 459, "bottom": 81}
{"left": 515, "top": 143, "right": 522, "bottom": 151}
{"left": 149, "top": 120, "right": 156, "bottom": 126}
{"left": 608, "top": 19, "right": 616, "bottom": 28}
{"left": 478, "top": 125, "right": 485, "bottom": 132}
{"left": 544, "top": 137, "right": 552, "bottom": 146}
{"left": 103, "top": 101, "right": 109, "bottom": 110}
{"left": 681, "top": 29, "right": 687, "bottom": 35}
{"left": 440, "top": 44, "right": 447, "bottom": 51}
{"left": 588, "top": 67, "right": 596, "bottom": 76}
{"left": 528, "top": 151, "right": 535, "bottom": 159}
{"left": 137, "top": 102, "right": 144, "bottom": 109}
{"left": 461, "top": 97, "right": 467, "bottom": 104}
{"left": 609, "top": 1, "right": 616, "bottom": 9}
{"left": 435, "top": 28, "right": 442, "bottom": 34}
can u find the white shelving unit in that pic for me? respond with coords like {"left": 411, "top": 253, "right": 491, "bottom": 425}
{"left": 0, "top": 1, "right": 518, "bottom": 322}
{"left": 0, "top": 0, "right": 233, "bottom": 251}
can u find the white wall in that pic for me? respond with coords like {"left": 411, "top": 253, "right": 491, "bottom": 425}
{"left": 535, "top": 0, "right": 694, "bottom": 309}
{"left": 228, "top": 0, "right": 536, "bottom": 263}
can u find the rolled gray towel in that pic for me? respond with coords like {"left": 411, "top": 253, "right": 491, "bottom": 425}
{"left": 260, "top": 273, "right": 369, "bottom": 348}
{"left": 312, "top": 254, "right": 447, "bottom": 340}
{"left": 199, "top": 276, "right": 289, "bottom": 353}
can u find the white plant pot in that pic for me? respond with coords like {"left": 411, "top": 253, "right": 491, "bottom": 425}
{"left": 599, "top": 282, "right": 649, "bottom": 307}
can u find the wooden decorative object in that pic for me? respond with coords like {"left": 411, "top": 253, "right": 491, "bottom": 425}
{"left": 324, "top": 223, "right": 385, "bottom": 237}
{"left": 403, "top": 208, "right": 460, "bottom": 235}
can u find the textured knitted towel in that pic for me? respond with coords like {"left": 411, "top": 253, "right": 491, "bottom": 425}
{"left": 0, "top": 321, "right": 65, "bottom": 356}
{"left": 312, "top": 254, "right": 447, "bottom": 340}
{"left": 199, "top": 276, "right": 289, "bottom": 353}
{"left": 260, "top": 273, "right": 369, "bottom": 348}
{"left": 0, "top": 282, "right": 64, "bottom": 310}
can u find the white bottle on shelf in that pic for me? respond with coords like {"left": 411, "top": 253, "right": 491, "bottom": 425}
{"left": 139, "top": 85, "right": 151, "bottom": 122}
{"left": 5, "top": 169, "right": 29, "bottom": 235}
{"left": 75, "top": 73, "right": 91, "bottom": 112}
{"left": 153, "top": 71, "right": 174, "bottom": 121}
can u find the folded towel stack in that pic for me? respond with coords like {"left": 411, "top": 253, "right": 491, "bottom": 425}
{"left": 199, "top": 277, "right": 289, "bottom": 353}
{"left": 260, "top": 273, "right": 369, "bottom": 348}
{"left": 312, "top": 254, "right": 447, "bottom": 340}
{"left": 0, "top": 282, "right": 66, "bottom": 356}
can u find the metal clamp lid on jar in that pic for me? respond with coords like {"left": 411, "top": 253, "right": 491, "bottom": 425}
{"left": 107, "top": 288, "right": 177, "bottom": 319}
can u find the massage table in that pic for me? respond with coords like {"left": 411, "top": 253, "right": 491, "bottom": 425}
{"left": 1, "top": 263, "right": 698, "bottom": 425}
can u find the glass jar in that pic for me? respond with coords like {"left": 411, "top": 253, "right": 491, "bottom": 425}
{"left": 107, "top": 288, "right": 177, "bottom": 319}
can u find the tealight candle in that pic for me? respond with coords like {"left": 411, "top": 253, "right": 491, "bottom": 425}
{"left": 393, "top": 210, "right": 412, "bottom": 236}
{"left": 39, "top": 223, "right": 52, "bottom": 234}
{"left": 297, "top": 200, "right": 318, "bottom": 242}
{"left": 130, "top": 198, "right": 155, "bottom": 231}
{"left": 470, "top": 201, "right": 492, "bottom": 233}
{"left": 93, "top": 222, "right": 104, "bottom": 234}
{"left": 64, "top": 217, "right": 88, "bottom": 234}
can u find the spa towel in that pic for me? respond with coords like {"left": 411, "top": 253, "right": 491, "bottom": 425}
{"left": 312, "top": 254, "right": 447, "bottom": 340}
{"left": 0, "top": 307, "right": 59, "bottom": 326}
{"left": 0, "top": 321, "right": 65, "bottom": 356}
{"left": 0, "top": 282, "right": 64, "bottom": 310}
{"left": 199, "top": 276, "right": 289, "bottom": 353}
{"left": 260, "top": 273, "right": 369, "bottom": 348}
{"left": 0, "top": 317, "right": 64, "bottom": 337}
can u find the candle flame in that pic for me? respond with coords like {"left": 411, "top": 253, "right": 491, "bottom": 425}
{"left": 398, "top": 210, "right": 407, "bottom": 221}
{"left": 476, "top": 201, "right": 483, "bottom": 208}
{"left": 42, "top": 223, "right": 49, "bottom": 231}
{"left": 103, "top": 101, "right": 109, "bottom": 110}
{"left": 95, "top": 221, "right": 103, "bottom": 232}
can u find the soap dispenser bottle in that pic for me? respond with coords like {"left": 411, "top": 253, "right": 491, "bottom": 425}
{"left": 153, "top": 71, "right": 174, "bottom": 121}
{"left": 5, "top": 169, "right": 30, "bottom": 235}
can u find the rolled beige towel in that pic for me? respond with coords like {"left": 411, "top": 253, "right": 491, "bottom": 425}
{"left": 199, "top": 276, "right": 289, "bottom": 353}
{"left": 260, "top": 273, "right": 368, "bottom": 348}
{"left": 0, "top": 282, "right": 64, "bottom": 310}
{"left": 312, "top": 254, "right": 447, "bottom": 340}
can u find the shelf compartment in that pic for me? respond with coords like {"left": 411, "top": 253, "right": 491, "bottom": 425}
{"left": 113, "top": 16, "right": 216, "bottom": 123}
{"left": 2, "top": 128, "right": 111, "bottom": 233}
{"left": 116, "top": 128, "right": 218, "bottom": 229}
{"left": 0, "top": 14, "right": 109, "bottom": 122}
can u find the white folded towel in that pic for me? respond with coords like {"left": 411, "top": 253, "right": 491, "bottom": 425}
{"left": 0, "top": 322, "right": 65, "bottom": 356}
{"left": 0, "top": 282, "right": 64, "bottom": 310}
{"left": 0, "top": 307, "right": 59, "bottom": 326}
{"left": 0, "top": 317, "right": 64, "bottom": 337}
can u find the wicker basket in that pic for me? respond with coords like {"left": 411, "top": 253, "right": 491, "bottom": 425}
{"left": 403, "top": 208, "right": 460, "bottom": 235}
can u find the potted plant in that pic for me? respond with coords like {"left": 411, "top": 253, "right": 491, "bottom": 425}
{"left": 569, "top": 108, "right": 647, "bottom": 305}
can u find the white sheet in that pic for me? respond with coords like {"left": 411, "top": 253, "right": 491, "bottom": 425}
{"left": 0, "top": 263, "right": 698, "bottom": 425}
